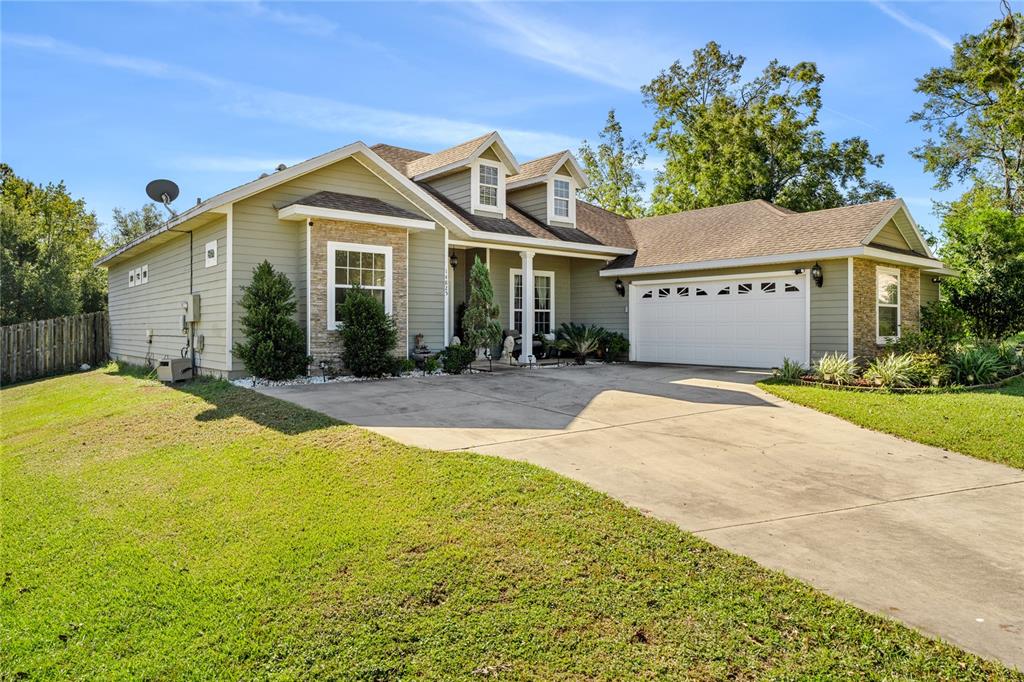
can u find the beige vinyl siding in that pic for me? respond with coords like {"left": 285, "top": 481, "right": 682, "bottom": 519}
{"left": 479, "top": 147, "right": 500, "bottom": 162}
{"left": 870, "top": 220, "right": 912, "bottom": 250}
{"left": 428, "top": 169, "right": 472, "bottom": 213}
{"left": 108, "top": 216, "right": 228, "bottom": 374}
{"left": 571, "top": 260, "right": 628, "bottom": 334}
{"left": 921, "top": 276, "right": 942, "bottom": 305}
{"left": 408, "top": 226, "right": 446, "bottom": 351}
{"left": 621, "top": 259, "right": 850, "bottom": 361}
{"left": 231, "top": 157, "right": 423, "bottom": 371}
{"left": 508, "top": 184, "right": 546, "bottom": 225}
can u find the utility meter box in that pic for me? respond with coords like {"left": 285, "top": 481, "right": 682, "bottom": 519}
{"left": 182, "top": 293, "right": 201, "bottom": 323}
{"left": 157, "top": 357, "right": 193, "bottom": 382}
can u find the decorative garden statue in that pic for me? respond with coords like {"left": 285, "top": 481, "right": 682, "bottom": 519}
{"left": 499, "top": 334, "right": 515, "bottom": 363}
{"left": 411, "top": 333, "right": 432, "bottom": 365}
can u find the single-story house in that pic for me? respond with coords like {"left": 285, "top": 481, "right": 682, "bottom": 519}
{"left": 97, "top": 131, "right": 951, "bottom": 377}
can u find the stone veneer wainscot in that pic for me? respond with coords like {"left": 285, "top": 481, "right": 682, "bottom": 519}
{"left": 852, "top": 257, "right": 920, "bottom": 362}
{"left": 308, "top": 218, "right": 408, "bottom": 368}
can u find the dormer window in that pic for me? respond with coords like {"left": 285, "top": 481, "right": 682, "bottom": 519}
{"left": 553, "top": 179, "right": 571, "bottom": 218}
{"left": 478, "top": 164, "right": 499, "bottom": 208}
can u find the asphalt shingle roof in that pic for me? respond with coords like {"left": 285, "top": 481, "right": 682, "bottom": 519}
{"left": 506, "top": 151, "right": 567, "bottom": 185}
{"left": 283, "top": 191, "right": 427, "bottom": 221}
{"left": 402, "top": 132, "right": 496, "bottom": 178}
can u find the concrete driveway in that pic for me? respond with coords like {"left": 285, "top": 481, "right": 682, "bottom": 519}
{"left": 255, "top": 363, "right": 1024, "bottom": 669}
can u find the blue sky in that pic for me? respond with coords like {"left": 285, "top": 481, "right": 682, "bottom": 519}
{"left": 1, "top": 1, "right": 998, "bottom": 239}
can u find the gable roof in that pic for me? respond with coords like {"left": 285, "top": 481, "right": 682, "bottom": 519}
{"left": 605, "top": 198, "right": 934, "bottom": 272}
{"left": 403, "top": 131, "right": 521, "bottom": 180}
{"left": 506, "top": 150, "right": 588, "bottom": 189}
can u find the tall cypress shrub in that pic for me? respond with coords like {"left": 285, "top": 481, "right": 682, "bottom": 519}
{"left": 462, "top": 255, "right": 502, "bottom": 355}
{"left": 233, "top": 260, "right": 309, "bottom": 380}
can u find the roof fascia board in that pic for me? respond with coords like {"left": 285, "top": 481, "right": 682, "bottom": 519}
{"left": 600, "top": 247, "right": 866, "bottom": 277}
{"left": 447, "top": 239, "right": 616, "bottom": 261}
{"left": 862, "top": 246, "right": 944, "bottom": 268}
{"left": 630, "top": 269, "right": 798, "bottom": 286}
{"left": 277, "top": 204, "right": 435, "bottom": 231}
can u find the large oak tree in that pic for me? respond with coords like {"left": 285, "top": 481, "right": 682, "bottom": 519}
{"left": 642, "top": 42, "right": 894, "bottom": 214}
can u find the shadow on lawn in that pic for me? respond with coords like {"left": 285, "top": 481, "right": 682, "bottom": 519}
{"left": 111, "top": 363, "right": 338, "bottom": 436}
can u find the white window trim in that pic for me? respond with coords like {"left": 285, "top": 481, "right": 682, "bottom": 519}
{"left": 470, "top": 159, "right": 506, "bottom": 217}
{"left": 326, "top": 241, "right": 393, "bottom": 331}
{"left": 547, "top": 176, "right": 576, "bottom": 226}
{"left": 875, "top": 265, "right": 901, "bottom": 344}
{"left": 509, "top": 268, "right": 555, "bottom": 334}
{"left": 205, "top": 240, "right": 218, "bottom": 268}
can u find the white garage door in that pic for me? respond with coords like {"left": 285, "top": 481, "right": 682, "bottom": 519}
{"left": 631, "top": 273, "right": 808, "bottom": 368}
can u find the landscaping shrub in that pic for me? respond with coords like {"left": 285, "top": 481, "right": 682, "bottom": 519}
{"left": 423, "top": 356, "right": 439, "bottom": 374}
{"left": 947, "top": 345, "right": 1008, "bottom": 385}
{"left": 906, "top": 352, "right": 946, "bottom": 386}
{"left": 921, "top": 300, "right": 968, "bottom": 345}
{"left": 884, "top": 330, "right": 948, "bottom": 357}
{"left": 462, "top": 256, "right": 502, "bottom": 356}
{"left": 603, "top": 331, "right": 629, "bottom": 362}
{"left": 813, "top": 352, "right": 858, "bottom": 385}
{"left": 233, "top": 260, "right": 310, "bottom": 380}
{"left": 863, "top": 353, "right": 916, "bottom": 388}
{"left": 438, "top": 344, "right": 476, "bottom": 374}
{"left": 337, "top": 285, "right": 398, "bottom": 377}
{"left": 555, "top": 323, "right": 605, "bottom": 364}
{"left": 994, "top": 339, "right": 1024, "bottom": 373}
{"left": 392, "top": 358, "right": 415, "bottom": 376}
{"left": 774, "top": 357, "right": 805, "bottom": 382}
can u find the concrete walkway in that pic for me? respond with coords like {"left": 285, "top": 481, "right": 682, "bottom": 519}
{"left": 256, "top": 364, "right": 1024, "bottom": 669}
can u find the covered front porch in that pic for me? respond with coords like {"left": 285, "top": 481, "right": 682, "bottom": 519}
{"left": 445, "top": 241, "right": 628, "bottom": 362}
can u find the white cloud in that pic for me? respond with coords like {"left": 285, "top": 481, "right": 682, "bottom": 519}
{"left": 460, "top": 2, "right": 671, "bottom": 91}
{"left": 240, "top": 1, "right": 337, "bottom": 38}
{"left": 869, "top": 1, "right": 954, "bottom": 52}
{"left": 3, "top": 32, "right": 577, "bottom": 158}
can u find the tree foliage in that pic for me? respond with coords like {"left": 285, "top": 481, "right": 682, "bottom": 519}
{"left": 577, "top": 110, "right": 648, "bottom": 218}
{"left": 641, "top": 42, "right": 894, "bottom": 214}
{"left": 0, "top": 163, "right": 107, "bottom": 325}
{"left": 936, "top": 186, "right": 1024, "bottom": 338}
{"left": 461, "top": 255, "right": 502, "bottom": 352}
{"left": 337, "top": 285, "right": 398, "bottom": 378}
{"left": 911, "top": 6, "right": 1024, "bottom": 213}
{"left": 110, "top": 203, "right": 163, "bottom": 248}
{"left": 233, "top": 260, "right": 309, "bottom": 380}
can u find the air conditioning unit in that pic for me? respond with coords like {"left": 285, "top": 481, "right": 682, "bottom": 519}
{"left": 157, "top": 357, "right": 193, "bottom": 382}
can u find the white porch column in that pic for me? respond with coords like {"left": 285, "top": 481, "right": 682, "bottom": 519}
{"left": 519, "top": 250, "right": 535, "bottom": 364}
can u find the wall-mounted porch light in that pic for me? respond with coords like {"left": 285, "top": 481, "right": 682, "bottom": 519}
{"left": 449, "top": 251, "right": 459, "bottom": 269}
{"left": 810, "top": 262, "right": 823, "bottom": 287}
{"left": 614, "top": 278, "right": 626, "bottom": 297}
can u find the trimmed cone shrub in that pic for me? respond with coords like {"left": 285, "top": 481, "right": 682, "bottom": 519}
{"left": 462, "top": 256, "right": 502, "bottom": 356}
{"left": 338, "top": 285, "right": 398, "bottom": 377}
{"left": 233, "top": 260, "right": 310, "bottom": 380}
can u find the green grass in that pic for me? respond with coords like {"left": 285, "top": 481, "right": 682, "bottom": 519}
{"left": 2, "top": 366, "right": 1020, "bottom": 680}
{"left": 759, "top": 378, "right": 1024, "bottom": 469}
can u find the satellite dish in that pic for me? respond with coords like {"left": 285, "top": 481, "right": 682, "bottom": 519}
{"left": 146, "top": 179, "right": 180, "bottom": 217}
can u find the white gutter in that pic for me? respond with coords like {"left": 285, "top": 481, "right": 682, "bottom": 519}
{"left": 277, "top": 204, "right": 435, "bottom": 231}
{"left": 601, "top": 246, "right": 946, "bottom": 277}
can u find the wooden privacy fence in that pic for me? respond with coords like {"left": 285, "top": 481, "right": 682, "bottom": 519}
{"left": 1, "top": 312, "right": 110, "bottom": 385}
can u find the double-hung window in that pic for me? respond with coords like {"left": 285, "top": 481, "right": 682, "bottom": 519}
{"left": 553, "top": 179, "right": 571, "bottom": 218}
{"left": 876, "top": 266, "right": 900, "bottom": 343}
{"left": 478, "top": 163, "right": 499, "bottom": 208}
{"left": 327, "top": 242, "right": 392, "bottom": 330}
{"left": 511, "top": 270, "right": 554, "bottom": 335}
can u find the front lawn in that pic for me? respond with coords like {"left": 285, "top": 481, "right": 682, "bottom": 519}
{"left": 759, "top": 378, "right": 1024, "bottom": 469}
{"left": 2, "top": 367, "right": 1020, "bottom": 679}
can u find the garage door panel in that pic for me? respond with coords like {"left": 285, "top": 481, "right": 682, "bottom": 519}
{"left": 633, "top": 274, "right": 807, "bottom": 368}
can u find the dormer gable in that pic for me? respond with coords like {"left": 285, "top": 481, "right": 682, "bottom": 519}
{"left": 507, "top": 151, "right": 589, "bottom": 228}
{"left": 410, "top": 132, "right": 519, "bottom": 219}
